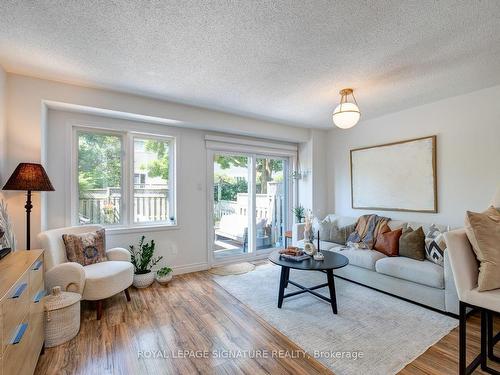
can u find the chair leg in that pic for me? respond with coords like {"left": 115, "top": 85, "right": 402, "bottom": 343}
{"left": 482, "top": 309, "right": 488, "bottom": 371}
{"left": 488, "top": 311, "right": 500, "bottom": 363}
{"left": 124, "top": 288, "right": 131, "bottom": 302}
{"left": 459, "top": 301, "right": 467, "bottom": 375}
{"left": 96, "top": 300, "right": 103, "bottom": 320}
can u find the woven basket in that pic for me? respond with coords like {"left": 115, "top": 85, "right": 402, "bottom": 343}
{"left": 43, "top": 286, "right": 81, "bottom": 348}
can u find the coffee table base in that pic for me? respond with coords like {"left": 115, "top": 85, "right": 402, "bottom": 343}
{"left": 277, "top": 266, "right": 338, "bottom": 314}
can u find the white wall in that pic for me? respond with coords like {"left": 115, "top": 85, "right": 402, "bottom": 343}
{"left": 327, "top": 84, "right": 500, "bottom": 228}
{"left": 297, "top": 129, "right": 328, "bottom": 218}
{"left": 3, "top": 73, "right": 311, "bottom": 272}
{"left": 47, "top": 109, "right": 209, "bottom": 273}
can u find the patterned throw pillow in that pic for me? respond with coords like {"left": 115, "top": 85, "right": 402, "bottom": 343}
{"left": 424, "top": 224, "right": 448, "bottom": 266}
{"left": 62, "top": 229, "right": 107, "bottom": 266}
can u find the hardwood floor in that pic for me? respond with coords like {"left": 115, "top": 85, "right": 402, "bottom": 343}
{"left": 35, "top": 268, "right": 499, "bottom": 375}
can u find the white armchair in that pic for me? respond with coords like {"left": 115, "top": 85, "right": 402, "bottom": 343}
{"left": 38, "top": 225, "right": 134, "bottom": 320}
{"left": 445, "top": 229, "right": 500, "bottom": 375}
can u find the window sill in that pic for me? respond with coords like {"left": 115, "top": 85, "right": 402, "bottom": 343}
{"left": 105, "top": 223, "right": 180, "bottom": 235}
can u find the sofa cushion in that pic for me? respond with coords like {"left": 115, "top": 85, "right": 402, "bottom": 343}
{"left": 399, "top": 226, "right": 426, "bottom": 260}
{"left": 374, "top": 225, "right": 402, "bottom": 257}
{"left": 375, "top": 257, "right": 444, "bottom": 289}
{"left": 465, "top": 206, "right": 500, "bottom": 291}
{"left": 330, "top": 246, "right": 386, "bottom": 270}
{"left": 83, "top": 261, "right": 134, "bottom": 300}
{"left": 425, "top": 224, "right": 448, "bottom": 266}
{"left": 330, "top": 222, "right": 357, "bottom": 245}
{"left": 313, "top": 217, "right": 336, "bottom": 242}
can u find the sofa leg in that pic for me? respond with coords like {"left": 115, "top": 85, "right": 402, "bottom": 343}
{"left": 96, "top": 300, "right": 103, "bottom": 320}
{"left": 124, "top": 288, "right": 131, "bottom": 302}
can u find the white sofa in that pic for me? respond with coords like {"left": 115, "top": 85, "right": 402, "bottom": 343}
{"left": 38, "top": 225, "right": 134, "bottom": 319}
{"left": 293, "top": 214, "right": 459, "bottom": 315}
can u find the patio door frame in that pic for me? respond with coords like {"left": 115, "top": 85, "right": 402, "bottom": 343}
{"left": 206, "top": 138, "right": 297, "bottom": 267}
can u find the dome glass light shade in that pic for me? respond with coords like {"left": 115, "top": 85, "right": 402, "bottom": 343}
{"left": 332, "top": 102, "right": 360, "bottom": 129}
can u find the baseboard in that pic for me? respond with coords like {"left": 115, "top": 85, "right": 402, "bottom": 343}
{"left": 172, "top": 262, "right": 209, "bottom": 275}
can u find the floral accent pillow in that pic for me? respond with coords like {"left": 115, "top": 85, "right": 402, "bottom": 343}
{"left": 62, "top": 229, "right": 107, "bottom": 266}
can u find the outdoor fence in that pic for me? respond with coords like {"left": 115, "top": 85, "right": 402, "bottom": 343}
{"left": 79, "top": 186, "right": 169, "bottom": 224}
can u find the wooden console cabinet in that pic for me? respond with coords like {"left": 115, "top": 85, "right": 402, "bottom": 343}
{"left": 0, "top": 250, "right": 45, "bottom": 375}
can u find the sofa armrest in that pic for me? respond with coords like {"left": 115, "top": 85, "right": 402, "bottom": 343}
{"left": 106, "top": 247, "right": 131, "bottom": 262}
{"left": 292, "top": 223, "right": 305, "bottom": 246}
{"left": 444, "top": 229, "right": 478, "bottom": 300}
{"left": 45, "top": 262, "right": 86, "bottom": 295}
{"left": 443, "top": 249, "right": 459, "bottom": 315}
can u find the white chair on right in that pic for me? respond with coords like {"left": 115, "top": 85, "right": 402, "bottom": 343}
{"left": 445, "top": 229, "right": 500, "bottom": 375}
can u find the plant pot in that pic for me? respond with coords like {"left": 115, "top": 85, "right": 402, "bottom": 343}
{"left": 155, "top": 273, "right": 173, "bottom": 286}
{"left": 133, "top": 271, "right": 155, "bottom": 288}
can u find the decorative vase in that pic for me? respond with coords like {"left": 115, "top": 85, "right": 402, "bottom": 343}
{"left": 155, "top": 273, "right": 173, "bottom": 286}
{"left": 133, "top": 271, "right": 155, "bottom": 288}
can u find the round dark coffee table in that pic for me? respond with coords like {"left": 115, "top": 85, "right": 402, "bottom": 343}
{"left": 268, "top": 250, "right": 349, "bottom": 314}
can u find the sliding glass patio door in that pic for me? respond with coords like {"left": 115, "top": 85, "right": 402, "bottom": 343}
{"left": 211, "top": 152, "right": 289, "bottom": 263}
{"left": 254, "top": 156, "right": 287, "bottom": 253}
{"left": 212, "top": 153, "right": 251, "bottom": 259}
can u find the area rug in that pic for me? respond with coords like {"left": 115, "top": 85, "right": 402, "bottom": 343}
{"left": 213, "top": 263, "right": 458, "bottom": 375}
{"left": 208, "top": 262, "right": 256, "bottom": 276}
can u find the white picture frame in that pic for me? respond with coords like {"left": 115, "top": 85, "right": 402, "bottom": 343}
{"left": 350, "top": 136, "right": 437, "bottom": 213}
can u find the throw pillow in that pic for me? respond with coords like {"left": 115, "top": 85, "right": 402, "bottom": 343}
{"left": 330, "top": 222, "right": 357, "bottom": 245}
{"left": 465, "top": 206, "right": 500, "bottom": 291}
{"left": 313, "top": 217, "right": 335, "bottom": 242}
{"left": 374, "top": 224, "right": 402, "bottom": 256}
{"left": 399, "top": 226, "right": 426, "bottom": 260}
{"left": 62, "top": 229, "right": 107, "bottom": 266}
{"left": 424, "top": 224, "right": 448, "bottom": 266}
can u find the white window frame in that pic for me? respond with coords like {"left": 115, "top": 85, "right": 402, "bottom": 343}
{"left": 71, "top": 125, "right": 177, "bottom": 230}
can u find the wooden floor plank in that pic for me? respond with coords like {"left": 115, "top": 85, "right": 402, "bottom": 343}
{"left": 35, "top": 269, "right": 499, "bottom": 375}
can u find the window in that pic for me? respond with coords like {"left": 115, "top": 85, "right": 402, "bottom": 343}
{"left": 133, "top": 137, "right": 171, "bottom": 223}
{"left": 75, "top": 129, "right": 175, "bottom": 228}
{"left": 78, "top": 132, "right": 122, "bottom": 225}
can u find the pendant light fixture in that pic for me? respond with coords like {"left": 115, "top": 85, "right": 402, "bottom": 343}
{"left": 332, "top": 88, "right": 360, "bottom": 129}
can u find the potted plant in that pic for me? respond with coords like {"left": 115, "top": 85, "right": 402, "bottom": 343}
{"left": 129, "top": 236, "right": 163, "bottom": 288}
{"left": 293, "top": 205, "right": 305, "bottom": 223}
{"left": 155, "top": 266, "right": 173, "bottom": 285}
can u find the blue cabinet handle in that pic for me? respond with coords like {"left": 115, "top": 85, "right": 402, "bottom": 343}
{"left": 32, "top": 260, "right": 43, "bottom": 270}
{"left": 11, "top": 283, "right": 27, "bottom": 298}
{"left": 34, "top": 289, "right": 46, "bottom": 303}
{"left": 12, "top": 323, "right": 28, "bottom": 344}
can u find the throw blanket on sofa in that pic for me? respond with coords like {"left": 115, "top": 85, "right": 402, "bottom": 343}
{"left": 347, "top": 214, "right": 390, "bottom": 249}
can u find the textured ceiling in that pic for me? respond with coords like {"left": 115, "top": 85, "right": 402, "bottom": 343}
{"left": 1, "top": 1, "right": 500, "bottom": 128}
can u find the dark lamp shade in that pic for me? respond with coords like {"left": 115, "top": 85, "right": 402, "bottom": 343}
{"left": 2, "top": 163, "right": 55, "bottom": 192}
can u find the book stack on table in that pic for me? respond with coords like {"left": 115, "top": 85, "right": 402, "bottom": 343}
{"left": 279, "top": 247, "right": 310, "bottom": 262}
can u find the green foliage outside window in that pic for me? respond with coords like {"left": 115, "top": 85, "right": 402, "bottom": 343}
{"left": 78, "top": 132, "right": 122, "bottom": 191}
{"left": 214, "top": 155, "right": 283, "bottom": 195}
{"left": 140, "top": 140, "right": 169, "bottom": 180}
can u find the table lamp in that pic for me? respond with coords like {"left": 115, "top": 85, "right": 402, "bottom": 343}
{"left": 2, "top": 163, "right": 55, "bottom": 249}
